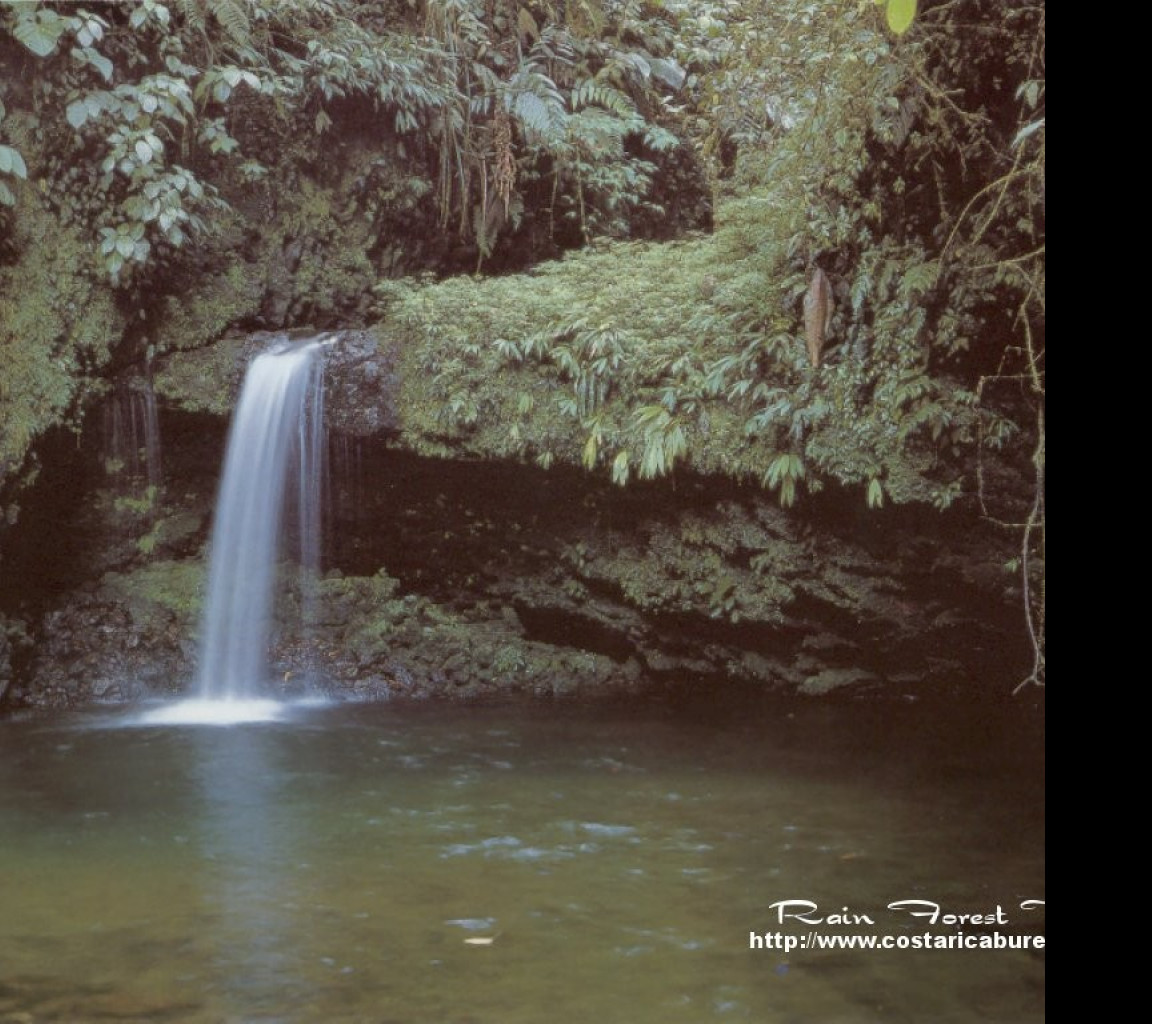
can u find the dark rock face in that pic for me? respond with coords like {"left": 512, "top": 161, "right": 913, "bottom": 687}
{"left": 153, "top": 328, "right": 402, "bottom": 437}
{"left": 320, "top": 328, "right": 402, "bottom": 438}
{"left": 2, "top": 331, "right": 1031, "bottom": 711}
{"left": 325, "top": 451, "right": 1027, "bottom": 698}
{"left": 16, "top": 588, "right": 193, "bottom": 708}
{"left": 3, "top": 435, "right": 1027, "bottom": 711}
{"left": 0, "top": 616, "right": 21, "bottom": 706}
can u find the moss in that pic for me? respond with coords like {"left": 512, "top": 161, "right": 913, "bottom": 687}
{"left": 365, "top": 236, "right": 764, "bottom": 487}
{"left": 153, "top": 335, "right": 246, "bottom": 415}
{"left": 551, "top": 500, "right": 801, "bottom": 626}
{"left": 0, "top": 197, "right": 125, "bottom": 479}
{"left": 307, "top": 569, "right": 637, "bottom": 698}
{"left": 153, "top": 262, "right": 265, "bottom": 355}
{"left": 98, "top": 560, "right": 205, "bottom": 627}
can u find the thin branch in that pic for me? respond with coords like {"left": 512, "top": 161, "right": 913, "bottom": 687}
{"left": 1012, "top": 405, "right": 1045, "bottom": 694}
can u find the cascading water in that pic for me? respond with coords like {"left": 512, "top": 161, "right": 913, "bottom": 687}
{"left": 195, "top": 338, "right": 328, "bottom": 704}
{"left": 131, "top": 335, "right": 330, "bottom": 726}
{"left": 104, "top": 374, "right": 163, "bottom": 490}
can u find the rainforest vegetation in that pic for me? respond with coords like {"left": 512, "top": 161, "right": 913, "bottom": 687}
{"left": 0, "top": 0, "right": 1044, "bottom": 698}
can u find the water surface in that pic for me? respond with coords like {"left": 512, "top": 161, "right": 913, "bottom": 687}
{"left": 0, "top": 696, "right": 1044, "bottom": 1023}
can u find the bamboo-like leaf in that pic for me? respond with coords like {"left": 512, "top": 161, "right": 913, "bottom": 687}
{"left": 582, "top": 431, "right": 599, "bottom": 469}
{"left": 1012, "top": 118, "right": 1044, "bottom": 148}
{"left": 867, "top": 477, "right": 885, "bottom": 508}
{"left": 612, "top": 449, "right": 630, "bottom": 487}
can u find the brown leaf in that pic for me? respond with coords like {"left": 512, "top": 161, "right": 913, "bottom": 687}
{"left": 803, "top": 268, "right": 833, "bottom": 368}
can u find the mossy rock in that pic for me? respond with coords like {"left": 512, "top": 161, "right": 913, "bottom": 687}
{"left": 98, "top": 559, "right": 205, "bottom": 628}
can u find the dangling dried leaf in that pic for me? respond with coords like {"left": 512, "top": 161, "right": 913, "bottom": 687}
{"left": 492, "top": 109, "right": 516, "bottom": 216}
{"left": 803, "top": 268, "right": 833, "bottom": 368}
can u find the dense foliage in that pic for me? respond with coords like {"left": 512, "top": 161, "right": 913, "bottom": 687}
{"left": 1, "top": 0, "right": 1044, "bottom": 685}
{"left": 1, "top": 0, "right": 697, "bottom": 281}
{"left": 373, "top": 0, "right": 1045, "bottom": 683}
{"left": 1, "top": 0, "right": 706, "bottom": 473}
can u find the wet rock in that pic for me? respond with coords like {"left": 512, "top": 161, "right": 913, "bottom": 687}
{"left": 799, "top": 667, "right": 882, "bottom": 697}
{"left": 5, "top": 424, "right": 1028, "bottom": 709}
{"left": 322, "top": 328, "right": 402, "bottom": 437}
{"left": 155, "top": 328, "right": 402, "bottom": 438}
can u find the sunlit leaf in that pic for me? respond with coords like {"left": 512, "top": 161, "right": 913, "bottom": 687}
{"left": 14, "top": 12, "right": 65, "bottom": 57}
{"left": 0, "top": 145, "right": 28, "bottom": 179}
{"left": 66, "top": 100, "right": 89, "bottom": 130}
{"left": 886, "top": 0, "right": 917, "bottom": 34}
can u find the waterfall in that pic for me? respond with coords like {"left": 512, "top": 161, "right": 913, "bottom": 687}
{"left": 104, "top": 375, "right": 163, "bottom": 490}
{"left": 195, "top": 338, "right": 327, "bottom": 702}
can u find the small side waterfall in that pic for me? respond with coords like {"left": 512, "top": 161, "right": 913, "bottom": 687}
{"left": 195, "top": 338, "right": 327, "bottom": 703}
{"left": 104, "top": 374, "right": 163, "bottom": 490}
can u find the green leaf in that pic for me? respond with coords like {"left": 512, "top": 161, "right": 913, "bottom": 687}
{"left": 14, "top": 11, "right": 65, "bottom": 57}
{"left": 87, "top": 49, "right": 114, "bottom": 82}
{"left": 0, "top": 145, "right": 28, "bottom": 179}
{"left": 780, "top": 478, "right": 796, "bottom": 507}
{"left": 1012, "top": 119, "right": 1044, "bottom": 148}
{"left": 867, "top": 478, "right": 885, "bottom": 508}
{"left": 66, "top": 100, "right": 89, "bottom": 130}
{"left": 582, "top": 431, "right": 599, "bottom": 470}
{"left": 611, "top": 450, "right": 630, "bottom": 487}
{"left": 885, "top": 0, "right": 917, "bottom": 34}
{"left": 86, "top": 93, "right": 110, "bottom": 117}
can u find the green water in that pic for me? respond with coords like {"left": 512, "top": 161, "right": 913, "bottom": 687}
{"left": 0, "top": 697, "right": 1044, "bottom": 1023}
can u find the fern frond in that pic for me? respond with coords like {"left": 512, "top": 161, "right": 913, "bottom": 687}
{"left": 570, "top": 80, "right": 636, "bottom": 119}
{"left": 505, "top": 65, "right": 567, "bottom": 142}
{"left": 208, "top": 0, "right": 251, "bottom": 48}
{"left": 174, "top": 0, "right": 206, "bottom": 32}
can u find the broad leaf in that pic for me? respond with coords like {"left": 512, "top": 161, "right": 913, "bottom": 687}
{"left": 886, "top": 0, "right": 918, "bottom": 34}
{"left": 66, "top": 100, "right": 90, "bottom": 130}
{"left": 0, "top": 145, "right": 28, "bottom": 178}
{"left": 14, "top": 12, "right": 65, "bottom": 57}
